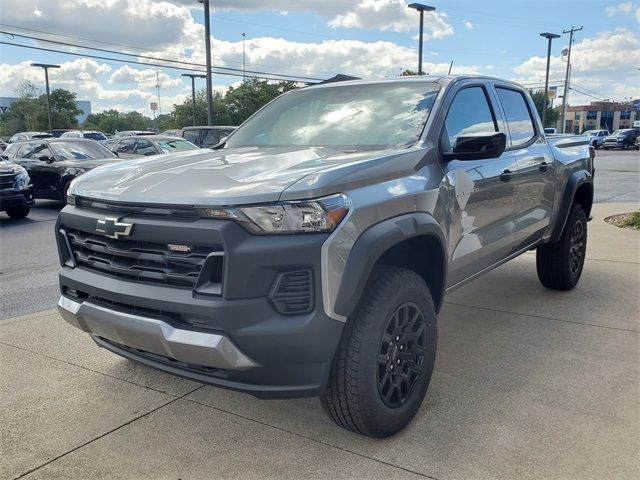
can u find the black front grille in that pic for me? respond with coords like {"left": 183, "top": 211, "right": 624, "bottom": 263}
{"left": 269, "top": 270, "right": 313, "bottom": 315}
{"left": 65, "top": 228, "right": 222, "bottom": 289}
{"left": 0, "top": 173, "right": 16, "bottom": 189}
{"left": 75, "top": 197, "right": 199, "bottom": 218}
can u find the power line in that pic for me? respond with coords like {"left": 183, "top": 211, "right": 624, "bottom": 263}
{"left": 0, "top": 41, "right": 319, "bottom": 84}
{"left": 0, "top": 22, "right": 338, "bottom": 78}
{"left": 0, "top": 29, "right": 325, "bottom": 83}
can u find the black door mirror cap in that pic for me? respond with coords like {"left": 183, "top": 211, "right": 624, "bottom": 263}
{"left": 443, "top": 132, "right": 507, "bottom": 162}
{"left": 38, "top": 155, "right": 53, "bottom": 162}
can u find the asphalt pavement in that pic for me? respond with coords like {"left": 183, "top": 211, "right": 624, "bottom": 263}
{"left": 0, "top": 150, "right": 638, "bottom": 320}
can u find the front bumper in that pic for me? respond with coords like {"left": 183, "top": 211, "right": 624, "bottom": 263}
{"left": 58, "top": 295, "right": 258, "bottom": 370}
{"left": 0, "top": 187, "right": 35, "bottom": 210}
{"left": 55, "top": 205, "right": 344, "bottom": 398}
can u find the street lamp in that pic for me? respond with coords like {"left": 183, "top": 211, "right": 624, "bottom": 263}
{"left": 197, "top": 0, "right": 214, "bottom": 125}
{"left": 408, "top": 3, "right": 435, "bottom": 75}
{"left": 31, "top": 63, "right": 60, "bottom": 133}
{"left": 181, "top": 73, "right": 207, "bottom": 126}
{"left": 540, "top": 32, "right": 560, "bottom": 128}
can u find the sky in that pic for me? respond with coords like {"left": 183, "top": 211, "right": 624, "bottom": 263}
{"left": 0, "top": 0, "right": 639, "bottom": 116}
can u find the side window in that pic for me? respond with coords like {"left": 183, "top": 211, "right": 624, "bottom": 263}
{"left": 203, "top": 130, "right": 221, "bottom": 145}
{"left": 496, "top": 87, "right": 536, "bottom": 148}
{"left": 443, "top": 86, "right": 497, "bottom": 152}
{"left": 14, "top": 144, "right": 35, "bottom": 158}
{"left": 115, "top": 138, "right": 136, "bottom": 153}
{"left": 26, "top": 143, "right": 54, "bottom": 159}
{"left": 183, "top": 131, "right": 199, "bottom": 145}
{"left": 135, "top": 139, "right": 156, "bottom": 155}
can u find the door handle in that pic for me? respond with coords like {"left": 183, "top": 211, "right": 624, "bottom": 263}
{"left": 500, "top": 169, "right": 513, "bottom": 182}
{"left": 539, "top": 161, "right": 550, "bottom": 172}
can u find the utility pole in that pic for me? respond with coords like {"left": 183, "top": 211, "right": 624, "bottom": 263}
{"left": 181, "top": 73, "right": 207, "bottom": 126}
{"left": 155, "top": 71, "right": 162, "bottom": 116}
{"left": 198, "top": 0, "right": 214, "bottom": 125}
{"left": 560, "top": 26, "right": 582, "bottom": 133}
{"left": 242, "top": 33, "right": 246, "bottom": 82}
{"left": 540, "top": 32, "right": 560, "bottom": 128}
{"left": 31, "top": 63, "right": 60, "bottom": 133}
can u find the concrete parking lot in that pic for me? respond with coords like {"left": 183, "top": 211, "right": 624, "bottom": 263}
{"left": 1, "top": 150, "right": 639, "bottom": 479}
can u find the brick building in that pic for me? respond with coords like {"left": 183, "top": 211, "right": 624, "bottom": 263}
{"left": 557, "top": 101, "right": 639, "bottom": 134}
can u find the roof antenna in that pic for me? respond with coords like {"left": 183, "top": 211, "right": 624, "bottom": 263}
{"left": 448, "top": 61, "right": 453, "bottom": 75}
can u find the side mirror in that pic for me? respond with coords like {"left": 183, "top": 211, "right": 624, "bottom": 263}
{"left": 443, "top": 132, "right": 507, "bottom": 162}
{"left": 38, "top": 155, "right": 53, "bottom": 163}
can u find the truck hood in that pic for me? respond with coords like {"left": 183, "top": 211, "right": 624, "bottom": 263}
{"left": 69, "top": 146, "right": 413, "bottom": 205}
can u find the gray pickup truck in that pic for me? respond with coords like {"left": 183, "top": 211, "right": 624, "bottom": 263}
{"left": 56, "top": 75, "right": 593, "bottom": 437}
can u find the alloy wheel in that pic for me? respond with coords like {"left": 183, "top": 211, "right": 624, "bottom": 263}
{"left": 377, "top": 302, "right": 427, "bottom": 408}
{"left": 569, "top": 219, "right": 585, "bottom": 276}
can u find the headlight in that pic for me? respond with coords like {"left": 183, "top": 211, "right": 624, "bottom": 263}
{"left": 13, "top": 167, "right": 30, "bottom": 190}
{"left": 199, "top": 193, "right": 349, "bottom": 234}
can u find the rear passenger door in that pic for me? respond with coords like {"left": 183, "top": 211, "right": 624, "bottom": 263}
{"left": 494, "top": 85, "right": 555, "bottom": 249}
{"left": 440, "top": 83, "right": 518, "bottom": 287}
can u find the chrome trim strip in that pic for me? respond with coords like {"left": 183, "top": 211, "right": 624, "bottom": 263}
{"left": 57, "top": 296, "right": 258, "bottom": 370}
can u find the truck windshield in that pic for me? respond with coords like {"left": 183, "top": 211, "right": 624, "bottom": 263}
{"left": 225, "top": 82, "right": 440, "bottom": 151}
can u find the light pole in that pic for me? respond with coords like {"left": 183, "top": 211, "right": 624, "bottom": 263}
{"left": 408, "top": 3, "right": 435, "bottom": 75}
{"left": 539, "top": 32, "right": 560, "bottom": 128}
{"left": 197, "top": 0, "right": 214, "bottom": 125}
{"left": 242, "top": 33, "right": 246, "bottom": 82}
{"left": 181, "top": 73, "right": 207, "bottom": 126}
{"left": 31, "top": 63, "right": 60, "bottom": 133}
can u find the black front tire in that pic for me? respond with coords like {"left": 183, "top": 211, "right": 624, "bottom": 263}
{"left": 536, "top": 203, "right": 587, "bottom": 290}
{"left": 622, "top": 142, "right": 629, "bottom": 150}
{"left": 321, "top": 266, "right": 437, "bottom": 438}
{"left": 5, "top": 206, "right": 30, "bottom": 219}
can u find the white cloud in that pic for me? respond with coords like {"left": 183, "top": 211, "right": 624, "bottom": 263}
{"left": 605, "top": 1, "right": 634, "bottom": 16}
{"left": 328, "top": 0, "right": 453, "bottom": 37}
{"left": 513, "top": 29, "right": 640, "bottom": 105}
{"left": 108, "top": 66, "right": 182, "bottom": 89}
{"left": 464, "top": 20, "right": 474, "bottom": 30}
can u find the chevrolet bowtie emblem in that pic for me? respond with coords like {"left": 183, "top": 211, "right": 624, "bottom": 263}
{"left": 96, "top": 217, "right": 133, "bottom": 239}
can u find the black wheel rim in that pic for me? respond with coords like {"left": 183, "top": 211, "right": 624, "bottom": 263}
{"left": 569, "top": 219, "right": 585, "bottom": 276}
{"left": 377, "top": 302, "right": 427, "bottom": 408}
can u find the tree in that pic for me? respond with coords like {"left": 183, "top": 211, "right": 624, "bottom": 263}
{"left": 224, "top": 78, "right": 298, "bottom": 125}
{"left": 1, "top": 87, "right": 83, "bottom": 134}
{"left": 34, "top": 89, "right": 83, "bottom": 130}
{"left": 83, "top": 109, "right": 152, "bottom": 134}
{"left": 530, "top": 90, "right": 560, "bottom": 128}
{"left": 170, "top": 78, "right": 299, "bottom": 128}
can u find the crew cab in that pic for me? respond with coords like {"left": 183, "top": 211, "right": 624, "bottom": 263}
{"left": 603, "top": 128, "right": 640, "bottom": 150}
{"left": 55, "top": 76, "right": 593, "bottom": 438}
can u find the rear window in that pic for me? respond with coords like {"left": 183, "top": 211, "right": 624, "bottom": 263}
{"left": 50, "top": 141, "right": 116, "bottom": 160}
{"left": 156, "top": 139, "right": 199, "bottom": 153}
{"left": 496, "top": 87, "right": 537, "bottom": 148}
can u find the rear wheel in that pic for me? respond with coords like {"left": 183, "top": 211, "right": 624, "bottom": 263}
{"left": 536, "top": 203, "right": 587, "bottom": 290}
{"left": 5, "top": 206, "right": 30, "bottom": 219}
{"left": 321, "top": 266, "right": 437, "bottom": 438}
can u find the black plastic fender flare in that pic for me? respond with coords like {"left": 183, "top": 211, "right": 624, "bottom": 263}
{"left": 333, "top": 212, "right": 447, "bottom": 317}
{"left": 551, "top": 170, "right": 593, "bottom": 243}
